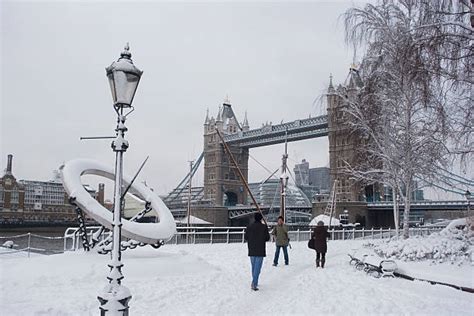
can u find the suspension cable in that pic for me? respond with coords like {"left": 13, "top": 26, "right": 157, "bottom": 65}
{"left": 436, "top": 165, "right": 474, "bottom": 184}
{"left": 249, "top": 153, "right": 279, "bottom": 180}
{"left": 432, "top": 170, "right": 474, "bottom": 187}
{"left": 415, "top": 177, "right": 467, "bottom": 196}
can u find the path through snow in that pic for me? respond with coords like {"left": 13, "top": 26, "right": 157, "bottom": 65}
{"left": 1, "top": 241, "right": 472, "bottom": 315}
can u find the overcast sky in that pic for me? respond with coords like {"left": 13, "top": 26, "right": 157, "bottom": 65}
{"left": 2, "top": 1, "right": 368, "bottom": 197}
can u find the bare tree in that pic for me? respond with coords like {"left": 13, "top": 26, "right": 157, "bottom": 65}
{"left": 341, "top": 0, "right": 473, "bottom": 238}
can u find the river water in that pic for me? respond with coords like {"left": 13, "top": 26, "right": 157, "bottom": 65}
{"left": 0, "top": 226, "right": 72, "bottom": 255}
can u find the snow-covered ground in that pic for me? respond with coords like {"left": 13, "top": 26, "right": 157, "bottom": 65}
{"left": 1, "top": 241, "right": 473, "bottom": 315}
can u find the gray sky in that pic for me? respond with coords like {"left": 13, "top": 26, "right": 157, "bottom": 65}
{"left": 2, "top": 1, "right": 362, "bottom": 197}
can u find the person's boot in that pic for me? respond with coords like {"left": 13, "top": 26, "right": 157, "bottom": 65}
{"left": 316, "top": 260, "right": 320, "bottom": 268}
{"left": 321, "top": 259, "right": 325, "bottom": 268}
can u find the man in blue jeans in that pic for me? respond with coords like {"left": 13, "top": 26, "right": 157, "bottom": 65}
{"left": 272, "top": 216, "right": 289, "bottom": 266}
{"left": 244, "top": 212, "right": 270, "bottom": 291}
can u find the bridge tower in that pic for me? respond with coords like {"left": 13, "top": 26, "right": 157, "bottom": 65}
{"left": 203, "top": 100, "right": 249, "bottom": 206}
{"left": 327, "top": 69, "right": 365, "bottom": 202}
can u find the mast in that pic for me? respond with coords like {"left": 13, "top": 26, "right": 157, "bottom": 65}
{"left": 215, "top": 128, "right": 268, "bottom": 225}
{"left": 186, "top": 160, "right": 193, "bottom": 242}
{"left": 186, "top": 160, "right": 194, "bottom": 227}
{"left": 280, "top": 129, "right": 289, "bottom": 222}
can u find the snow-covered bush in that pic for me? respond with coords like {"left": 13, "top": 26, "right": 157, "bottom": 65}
{"left": 2, "top": 240, "right": 15, "bottom": 248}
{"left": 366, "top": 219, "right": 473, "bottom": 265}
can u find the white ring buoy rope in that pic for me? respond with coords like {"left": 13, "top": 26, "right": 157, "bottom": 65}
{"left": 60, "top": 159, "right": 176, "bottom": 244}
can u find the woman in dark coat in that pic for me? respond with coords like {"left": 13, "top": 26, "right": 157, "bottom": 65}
{"left": 311, "top": 221, "right": 330, "bottom": 268}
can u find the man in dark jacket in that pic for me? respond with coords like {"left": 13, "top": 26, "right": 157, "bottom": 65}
{"left": 245, "top": 212, "right": 270, "bottom": 291}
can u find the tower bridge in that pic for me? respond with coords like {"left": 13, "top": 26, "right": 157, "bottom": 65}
{"left": 222, "top": 115, "right": 328, "bottom": 148}
{"left": 163, "top": 69, "right": 471, "bottom": 227}
{"left": 198, "top": 69, "right": 369, "bottom": 210}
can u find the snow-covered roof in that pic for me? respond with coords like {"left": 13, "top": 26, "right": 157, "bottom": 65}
{"left": 176, "top": 215, "right": 212, "bottom": 225}
{"left": 123, "top": 193, "right": 154, "bottom": 218}
{"left": 309, "top": 214, "right": 340, "bottom": 226}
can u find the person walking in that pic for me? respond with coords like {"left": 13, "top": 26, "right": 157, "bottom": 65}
{"left": 245, "top": 212, "right": 270, "bottom": 291}
{"left": 272, "top": 216, "right": 289, "bottom": 266}
{"left": 311, "top": 220, "right": 330, "bottom": 268}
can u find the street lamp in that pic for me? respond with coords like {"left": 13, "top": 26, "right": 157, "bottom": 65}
{"left": 98, "top": 43, "right": 142, "bottom": 315}
{"left": 106, "top": 43, "right": 143, "bottom": 108}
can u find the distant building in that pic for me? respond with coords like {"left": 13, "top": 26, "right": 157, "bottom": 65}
{"left": 0, "top": 154, "right": 105, "bottom": 225}
{"left": 294, "top": 159, "right": 310, "bottom": 186}
{"left": 309, "top": 167, "right": 330, "bottom": 192}
{"left": 293, "top": 159, "right": 330, "bottom": 201}
{"left": 247, "top": 179, "right": 311, "bottom": 208}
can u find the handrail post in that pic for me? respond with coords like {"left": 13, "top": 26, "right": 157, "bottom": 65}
{"left": 242, "top": 229, "right": 245, "bottom": 243}
{"left": 226, "top": 229, "right": 230, "bottom": 243}
{"left": 380, "top": 227, "right": 383, "bottom": 239}
{"left": 27, "top": 233, "right": 31, "bottom": 258}
{"left": 342, "top": 228, "right": 345, "bottom": 241}
{"left": 352, "top": 228, "right": 355, "bottom": 240}
{"left": 371, "top": 227, "right": 374, "bottom": 239}
{"left": 210, "top": 229, "right": 213, "bottom": 244}
{"left": 362, "top": 227, "right": 365, "bottom": 239}
{"left": 71, "top": 231, "right": 76, "bottom": 251}
{"left": 297, "top": 229, "right": 300, "bottom": 242}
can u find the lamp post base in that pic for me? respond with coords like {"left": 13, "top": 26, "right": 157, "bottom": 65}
{"left": 98, "top": 284, "right": 132, "bottom": 316}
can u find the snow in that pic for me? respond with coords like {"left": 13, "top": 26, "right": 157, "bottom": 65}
{"left": 1, "top": 241, "right": 472, "bottom": 315}
{"left": 444, "top": 218, "right": 469, "bottom": 230}
{"left": 371, "top": 220, "right": 473, "bottom": 265}
{"left": 2, "top": 240, "right": 15, "bottom": 248}
{"left": 0, "top": 246, "right": 42, "bottom": 258}
{"left": 309, "top": 214, "right": 340, "bottom": 226}
{"left": 176, "top": 215, "right": 212, "bottom": 225}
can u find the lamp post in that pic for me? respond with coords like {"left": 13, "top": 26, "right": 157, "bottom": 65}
{"left": 97, "top": 43, "right": 143, "bottom": 316}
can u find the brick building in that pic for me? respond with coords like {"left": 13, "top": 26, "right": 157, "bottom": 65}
{"left": 0, "top": 154, "right": 104, "bottom": 225}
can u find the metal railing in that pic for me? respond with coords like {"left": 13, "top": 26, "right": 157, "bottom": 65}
{"left": 63, "top": 226, "right": 112, "bottom": 251}
{"left": 0, "top": 233, "right": 64, "bottom": 257}
{"left": 0, "top": 226, "right": 445, "bottom": 256}
{"left": 157, "top": 226, "right": 444, "bottom": 245}
{"left": 62, "top": 226, "right": 444, "bottom": 249}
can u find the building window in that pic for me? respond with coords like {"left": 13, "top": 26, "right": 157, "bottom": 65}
{"left": 11, "top": 190, "right": 19, "bottom": 203}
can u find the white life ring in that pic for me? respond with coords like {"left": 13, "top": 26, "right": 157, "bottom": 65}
{"left": 60, "top": 159, "right": 176, "bottom": 244}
